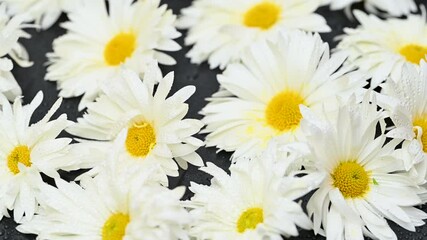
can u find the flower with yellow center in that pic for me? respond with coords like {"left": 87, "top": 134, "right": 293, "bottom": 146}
{"left": 201, "top": 30, "right": 366, "bottom": 159}
{"left": 236, "top": 208, "right": 264, "bottom": 233}
{"left": 102, "top": 213, "right": 130, "bottom": 240}
{"left": 337, "top": 10, "right": 427, "bottom": 87}
{"left": 301, "top": 93, "right": 427, "bottom": 240}
{"left": 399, "top": 44, "right": 427, "bottom": 64}
{"left": 7, "top": 145, "right": 32, "bottom": 175}
{"left": 331, "top": 161, "right": 370, "bottom": 199}
{"left": 0, "top": 91, "right": 77, "bottom": 223}
{"left": 187, "top": 154, "right": 321, "bottom": 239}
{"left": 67, "top": 65, "right": 204, "bottom": 185}
{"left": 125, "top": 121, "right": 156, "bottom": 158}
{"left": 178, "top": 0, "right": 330, "bottom": 69}
{"left": 265, "top": 91, "right": 305, "bottom": 132}
{"left": 46, "top": 0, "right": 181, "bottom": 110}
{"left": 17, "top": 165, "right": 191, "bottom": 239}
{"left": 243, "top": 2, "right": 281, "bottom": 30}
{"left": 104, "top": 33, "right": 137, "bottom": 66}
{"left": 413, "top": 116, "right": 427, "bottom": 152}
{"left": 381, "top": 61, "right": 427, "bottom": 185}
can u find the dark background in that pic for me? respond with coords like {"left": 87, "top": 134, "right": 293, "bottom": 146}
{"left": 1, "top": 0, "right": 427, "bottom": 239}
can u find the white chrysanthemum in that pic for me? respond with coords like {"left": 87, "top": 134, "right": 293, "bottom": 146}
{"left": 0, "top": 58, "right": 21, "bottom": 101}
{"left": 0, "top": 0, "right": 82, "bottom": 30}
{"left": 67, "top": 66, "right": 204, "bottom": 184}
{"left": 0, "top": 3, "right": 32, "bottom": 68}
{"left": 0, "top": 4, "right": 34, "bottom": 101}
{"left": 300, "top": 94, "right": 427, "bottom": 240}
{"left": 0, "top": 91, "right": 76, "bottom": 223}
{"left": 178, "top": 0, "right": 330, "bottom": 69}
{"left": 380, "top": 61, "right": 427, "bottom": 186}
{"left": 186, "top": 154, "right": 322, "bottom": 239}
{"left": 17, "top": 165, "right": 191, "bottom": 239}
{"left": 201, "top": 31, "right": 366, "bottom": 159}
{"left": 337, "top": 10, "right": 427, "bottom": 86}
{"left": 321, "top": 0, "right": 416, "bottom": 17}
{"left": 46, "top": 0, "right": 181, "bottom": 110}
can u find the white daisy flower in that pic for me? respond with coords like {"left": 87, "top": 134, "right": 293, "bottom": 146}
{"left": 380, "top": 61, "right": 427, "bottom": 185}
{"left": 186, "top": 154, "right": 322, "bottom": 239}
{"left": 17, "top": 164, "right": 191, "bottom": 239}
{"left": 177, "top": 0, "right": 330, "bottom": 69}
{"left": 46, "top": 0, "right": 181, "bottom": 110}
{"left": 0, "top": 3, "right": 34, "bottom": 101}
{"left": 0, "top": 0, "right": 82, "bottom": 30}
{"left": 0, "top": 3, "right": 33, "bottom": 68}
{"left": 67, "top": 66, "right": 204, "bottom": 184}
{"left": 0, "top": 91, "right": 76, "bottom": 223}
{"left": 321, "top": 0, "right": 417, "bottom": 17}
{"left": 201, "top": 31, "right": 366, "bottom": 159}
{"left": 337, "top": 10, "right": 427, "bottom": 86}
{"left": 0, "top": 58, "right": 21, "bottom": 101}
{"left": 301, "top": 94, "right": 427, "bottom": 239}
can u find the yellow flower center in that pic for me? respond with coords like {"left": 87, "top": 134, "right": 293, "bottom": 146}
{"left": 104, "top": 33, "right": 136, "bottom": 66}
{"left": 102, "top": 213, "right": 130, "bottom": 240}
{"left": 399, "top": 44, "right": 427, "bottom": 64}
{"left": 265, "top": 90, "right": 305, "bottom": 132}
{"left": 243, "top": 2, "right": 281, "bottom": 30}
{"left": 236, "top": 207, "right": 264, "bottom": 233}
{"left": 125, "top": 121, "right": 156, "bottom": 157}
{"left": 7, "top": 145, "right": 31, "bottom": 175}
{"left": 332, "top": 161, "right": 371, "bottom": 199}
{"left": 413, "top": 116, "right": 427, "bottom": 152}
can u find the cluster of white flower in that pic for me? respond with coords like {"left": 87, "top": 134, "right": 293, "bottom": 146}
{"left": 0, "top": 0, "right": 425, "bottom": 239}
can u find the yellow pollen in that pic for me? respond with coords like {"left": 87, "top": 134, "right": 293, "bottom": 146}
{"left": 243, "top": 2, "right": 281, "bottom": 30}
{"left": 332, "top": 161, "right": 370, "bottom": 199}
{"left": 265, "top": 90, "right": 305, "bottom": 132}
{"left": 399, "top": 44, "right": 427, "bottom": 64}
{"left": 125, "top": 121, "right": 156, "bottom": 157}
{"left": 413, "top": 116, "right": 427, "bottom": 152}
{"left": 237, "top": 207, "right": 264, "bottom": 233}
{"left": 102, "top": 213, "right": 130, "bottom": 240}
{"left": 104, "top": 32, "right": 136, "bottom": 66}
{"left": 7, "top": 145, "right": 31, "bottom": 175}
